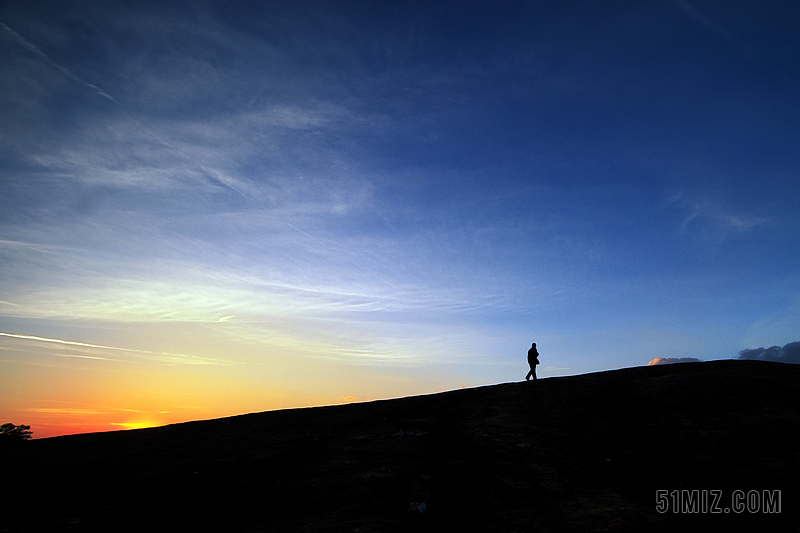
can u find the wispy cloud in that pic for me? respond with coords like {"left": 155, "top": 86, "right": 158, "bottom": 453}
{"left": 26, "top": 407, "right": 108, "bottom": 415}
{"left": 0, "top": 332, "right": 151, "bottom": 353}
{"left": 0, "top": 20, "right": 117, "bottom": 103}
{"left": 674, "top": 1, "right": 733, "bottom": 40}
{"left": 52, "top": 353, "right": 120, "bottom": 362}
{"left": 668, "top": 190, "right": 769, "bottom": 240}
{"left": 0, "top": 332, "right": 239, "bottom": 366}
{"left": 0, "top": 239, "right": 69, "bottom": 252}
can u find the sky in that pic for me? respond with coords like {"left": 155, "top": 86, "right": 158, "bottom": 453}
{"left": 1, "top": 0, "right": 799, "bottom": 438}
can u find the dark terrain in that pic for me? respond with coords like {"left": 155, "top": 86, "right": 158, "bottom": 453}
{"left": 2, "top": 360, "right": 798, "bottom": 532}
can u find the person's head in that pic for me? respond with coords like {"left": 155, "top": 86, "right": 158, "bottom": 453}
{"left": 532, "top": 343, "right": 536, "bottom": 347}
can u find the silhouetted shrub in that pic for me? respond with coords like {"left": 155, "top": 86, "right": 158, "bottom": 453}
{"left": 0, "top": 423, "right": 32, "bottom": 442}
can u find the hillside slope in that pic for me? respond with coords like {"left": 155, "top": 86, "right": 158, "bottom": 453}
{"left": 1, "top": 360, "right": 798, "bottom": 532}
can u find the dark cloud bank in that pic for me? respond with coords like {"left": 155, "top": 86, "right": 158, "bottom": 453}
{"left": 738, "top": 341, "right": 800, "bottom": 364}
{"left": 646, "top": 341, "right": 800, "bottom": 366}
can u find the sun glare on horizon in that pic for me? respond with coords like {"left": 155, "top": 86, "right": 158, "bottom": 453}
{"left": 109, "top": 420, "right": 162, "bottom": 431}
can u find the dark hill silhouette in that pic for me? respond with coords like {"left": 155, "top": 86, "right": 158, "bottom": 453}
{"left": 1, "top": 360, "right": 798, "bottom": 532}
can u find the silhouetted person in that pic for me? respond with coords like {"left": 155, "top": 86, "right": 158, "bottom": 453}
{"left": 525, "top": 342, "right": 539, "bottom": 381}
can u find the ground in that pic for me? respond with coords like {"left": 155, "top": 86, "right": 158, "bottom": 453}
{"left": 1, "top": 360, "right": 797, "bottom": 532}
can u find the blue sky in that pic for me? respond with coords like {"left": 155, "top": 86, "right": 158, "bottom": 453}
{"left": 1, "top": 0, "right": 799, "bottom": 436}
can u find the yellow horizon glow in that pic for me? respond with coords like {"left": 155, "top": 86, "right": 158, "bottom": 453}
{"left": 0, "top": 316, "right": 474, "bottom": 440}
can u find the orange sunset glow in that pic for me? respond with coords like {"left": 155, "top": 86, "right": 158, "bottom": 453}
{"left": 0, "top": 329, "right": 447, "bottom": 438}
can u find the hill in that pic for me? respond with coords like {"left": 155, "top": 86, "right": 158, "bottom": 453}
{"left": 1, "top": 360, "right": 798, "bottom": 532}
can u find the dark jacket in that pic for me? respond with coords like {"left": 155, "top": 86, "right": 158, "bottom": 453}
{"left": 527, "top": 347, "right": 539, "bottom": 366}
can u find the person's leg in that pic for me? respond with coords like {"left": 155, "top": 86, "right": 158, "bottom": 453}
{"left": 525, "top": 369, "right": 532, "bottom": 381}
{"left": 532, "top": 366, "right": 537, "bottom": 380}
